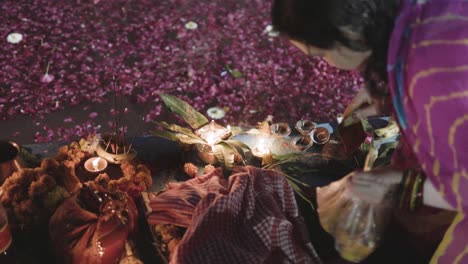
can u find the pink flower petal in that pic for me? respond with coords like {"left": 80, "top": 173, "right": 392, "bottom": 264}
{"left": 40, "top": 73, "right": 55, "bottom": 83}
{"left": 88, "top": 112, "right": 98, "bottom": 119}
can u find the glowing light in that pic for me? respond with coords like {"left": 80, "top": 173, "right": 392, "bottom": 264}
{"left": 84, "top": 157, "right": 108, "bottom": 172}
{"left": 205, "top": 132, "right": 218, "bottom": 146}
{"left": 92, "top": 157, "right": 101, "bottom": 171}
{"left": 252, "top": 137, "right": 271, "bottom": 157}
{"left": 195, "top": 121, "right": 231, "bottom": 146}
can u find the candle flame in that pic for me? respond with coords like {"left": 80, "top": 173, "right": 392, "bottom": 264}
{"left": 253, "top": 138, "right": 270, "bottom": 157}
{"left": 92, "top": 157, "right": 101, "bottom": 171}
{"left": 205, "top": 132, "right": 218, "bottom": 146}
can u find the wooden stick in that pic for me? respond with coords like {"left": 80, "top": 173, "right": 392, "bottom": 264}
{"left": 112, "top": 76, "right": 119, "bottom": 155}
{"left": 104, "top": 139, "right": 111, "bottom": 153}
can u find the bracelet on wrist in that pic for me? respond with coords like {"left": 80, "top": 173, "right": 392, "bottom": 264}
{"left": 398, "top": 169, "right": 425, "bottom": 211}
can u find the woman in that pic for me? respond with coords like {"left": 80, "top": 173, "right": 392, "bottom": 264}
{"left": 272, "top": 0, "right": 468, "bottom": 263}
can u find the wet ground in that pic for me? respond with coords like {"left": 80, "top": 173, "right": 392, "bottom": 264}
{"left": 0, "top": 0, "right": 361, "bottom": 145}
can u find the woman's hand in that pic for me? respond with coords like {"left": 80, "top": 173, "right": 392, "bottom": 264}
{"left": 316, "top": 175, "right": 351, "bottom": 233}
{"left": 316, "top": 168, "right": 404, "bottom": 234}
{"left": 316, "top": 167, "right": 404, "bottom": 209}
{"left": 347, "top": 167, "right": 404, "bottom": 204}
{"left": 343, "top": 86, "right": 383, "bottom": 125}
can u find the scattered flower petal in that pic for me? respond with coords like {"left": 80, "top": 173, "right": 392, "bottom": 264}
{"left": 364, "top": 132, "right": 373, "bottom": 144}
{"left": 268, "top": 30, "right": 280, "bottom": 38}
{"left": 184, "top": 21, "right": 198, "bottom": 30}
{"left": 0, "top": 0, "right": 361, "bottom": 144}
{"left": 6, "top": 32, "right": 23, "bottom": 44}
{"left": 264, "top": 24, "right": 279, "bottom": 37}
{"left": 40, "top": 73, "right": 54, "bottom": 83}
{"left": 264, "top": 25, "right": 274, "bottom": 33}
{"left": 207, "top": 107, "right": 226, "bottom": 120}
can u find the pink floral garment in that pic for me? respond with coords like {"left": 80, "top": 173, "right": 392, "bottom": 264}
{"left": 388, "top": 0, "right": 468, "bottom": 263}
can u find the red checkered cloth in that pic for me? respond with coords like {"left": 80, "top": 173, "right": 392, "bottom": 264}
{"left": 147, "top": 166, "right": 321, "bottom": 264}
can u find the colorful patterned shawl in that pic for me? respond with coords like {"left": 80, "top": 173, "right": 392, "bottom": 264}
{"left": 388, "top": 0, "right": 468, "bottom": 263}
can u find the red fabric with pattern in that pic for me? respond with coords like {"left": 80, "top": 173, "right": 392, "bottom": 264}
{"left": 148, "top": 166, "right": 321, "bottom": 264}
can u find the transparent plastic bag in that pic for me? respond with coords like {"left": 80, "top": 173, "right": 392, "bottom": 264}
{"left": 333, "top": 191, "right": 392, "bottom": 262}
{"left": 318, "top": 184, "right": 392, "bottom": 262}
{"left": 317, "top": 145, "right": 393, "bottom": 263}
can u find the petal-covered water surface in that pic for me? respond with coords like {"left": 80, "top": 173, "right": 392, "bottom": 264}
{"left": 0, "top": 0, "right": 362, "bottom": 144}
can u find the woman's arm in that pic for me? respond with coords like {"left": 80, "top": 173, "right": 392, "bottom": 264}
{"left": 348, "top": 167, "right": 457, "bottom": 211}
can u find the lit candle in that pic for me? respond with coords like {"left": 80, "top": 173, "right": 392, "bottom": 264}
{"left": 252, "top": 137, "right": 271, "bottom": 157}
{"left": 84, "top": 157, "right": 108, "bottom": 173}
{"left": 205, "top": 132, "right": 218, "bottom": 146}
{"left": 195, "top": 121, "right": 231, "bottom": 146}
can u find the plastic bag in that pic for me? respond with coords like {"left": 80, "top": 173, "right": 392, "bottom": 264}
{"left": 334, "top": 192, "right": 392, "bottom": 262}
{"left": 318, "top": 181, "right": 393, "bottom": 262}
{"left": 317, "top": 145, "right": 393, "bottom": 263}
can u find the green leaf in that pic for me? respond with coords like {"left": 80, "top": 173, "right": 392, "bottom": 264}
{"left": 213, "top": 143, "right": 235, "bottom": 171}
{"left": 265, "top": 153, "right": 304, "bottom": 168}
{"left": 282, "top": 172, "right": 311, "bottom": 187}
{"left": 175, "top": 134, "right": 207, "bottom": 145}
{"left": 151, "top": 130, "right": 180, "bottom": 142}
{"left": 373, "top": 141, "right": 399, "bottom": 168}
{"left": 361, "top": 118, "right": 373, "bottom": 132}
{"left": 156, "top": 121, "right": 198, "bottom": 137}
{"left": 231, "top": 70, "right": 243, "bottom": 78}
{"left": 159, "top": 93, "right": 209, "bottom": 129}
{"left": 378, "top": 141, "right": 399, "bottom": 159}
{"left": 284, "top": 177, "right": 315, "bottom": 210}
{"left": 154, "top": 121, "right": 207, "bottom": 145}
{"left": 360, "top": 142, "right": 371, "bottom": 153}
{"left": 225, "top": 64, "right": 243, "bottom": 79}
{"left": 223, "top": 139, "right": 252, "bottom": 163}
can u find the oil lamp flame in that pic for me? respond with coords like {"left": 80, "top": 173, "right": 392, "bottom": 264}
{"left": 85, "top": 157, "right": 108, "bottom": 173}
{"left": 195, "top": 121, "right": 231, "bottom": 146}
{"left": 92, "top": 157, "right": 101, "bottom": 171}
{"left": 252, "top": 137, "right": 271, "bottom": 157}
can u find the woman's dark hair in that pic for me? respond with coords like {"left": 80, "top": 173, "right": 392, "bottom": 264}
{"left": 272, "top": 0, "right": 400, "bottom": 99}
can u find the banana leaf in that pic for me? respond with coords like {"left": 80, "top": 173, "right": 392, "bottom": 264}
{"left": 174, "top": 134, "right": 207, "bottom": 145}
{"left": 154, "top": 121, "right": 200, "bottom": 138}
{"left": 283, "top": 174, "right": 315, "bottom": 210}
{"left": 151, "top": 130, "right": 180, "bottom": 142}
{"left": 267, "top": 153, "right": 304, "bottom": 167}
{"left": 212, "top": 142, "right": 235, "bottom": 171}
{"left": 223, "top": 139, "right": 252, "bottom": 164}
{"left": 159, "top": 93, "right": 209, "bottom": 130}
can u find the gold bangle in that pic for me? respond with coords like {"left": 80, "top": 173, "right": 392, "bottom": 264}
{"left": 399, "top": 169, "right": 413, "bottom": 208}
{"left": 409, "top": 172, "right": 424, "bottom": 211}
